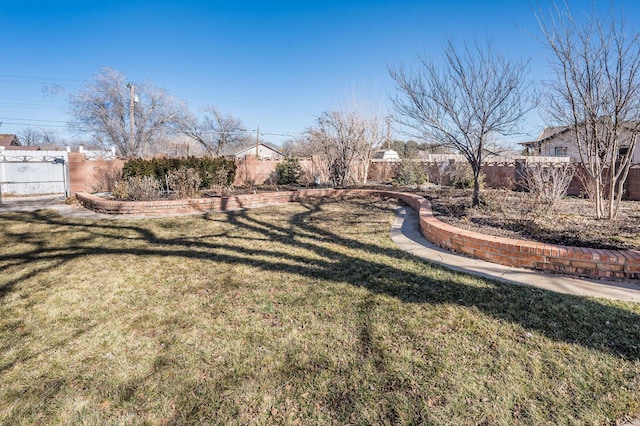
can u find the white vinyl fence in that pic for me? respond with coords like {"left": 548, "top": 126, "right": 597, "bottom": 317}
{"left": 0, "top": 150, "right": 69, "bottom": 196}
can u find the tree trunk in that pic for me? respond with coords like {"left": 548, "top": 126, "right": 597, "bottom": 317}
{"left": 472, "top": 167, "right": 481, "bottom": 207}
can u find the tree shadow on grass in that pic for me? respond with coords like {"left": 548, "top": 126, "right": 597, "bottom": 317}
{"left": 0, "top": 197, "right": 639, "bottom": 364}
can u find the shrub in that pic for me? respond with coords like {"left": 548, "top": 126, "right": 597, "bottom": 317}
{"left": 166, "top": 168, "right": 202, "bottom": 199}
{"left": 113, "top": 176, "right": 161, "bottom": 201}
{"left": 275, "top": 158, "right": 303, "bottom": 185}
{"left": 447, "top": 162, "right": 479, "bottom": 189}
{"left": 122, "top": 157, "right": 236, "bottom": 190}
{"left": 522, "top": 163, "right": 575, "bottom": 214}
{"left": 112, "top": 180, "right": 128, "bottom": 200}
{"left": 394, "top": 160, "right": 427, "bottom": 186}
{"left": 210, "top": 166, "right": 232, "bottom": 195}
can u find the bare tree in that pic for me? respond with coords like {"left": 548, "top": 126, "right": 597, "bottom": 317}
{"left": 178, "top": 106, "right": 247, "bottom": 156}
{"left": 537, "top": 2, "right": 640, "bottom": 219}
{"left": 40, "top": 128, "right": 62, "bottom": 149}
{"left": 282, "top": 136, "right": 315, "bottom": 157}
{"left": 306, "top": 109, "right": 383, "bottom": 186}
{"left": 18, "top": 127, "right": 41, "bottom": 146}
{"left": 390, "top": 39, "right": 533, "bottom": 206}
{"left": 18, "top": 127, "right": 64, "bottom": 149}
{"left": 69, "top": 67, "right": 188, "bottom": 157}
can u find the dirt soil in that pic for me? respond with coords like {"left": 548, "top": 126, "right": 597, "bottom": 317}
{"left": 425, "top": 188, "right": 640, "bottom": 251}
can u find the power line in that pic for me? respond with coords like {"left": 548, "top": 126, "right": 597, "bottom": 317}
{"left": 0, "top": 122, "right": 69, "bottom": 128}
{"left": 0, "top": 117, "right": 67, "bottom": 124}
{"left": 0, "top": 74, "right": 83, "bottom": 83}
{"left": 0, "top": 74, "right": 316, "bottom": 116}
{"left": 0, "top": 117, "right": 304, "bottom": 137}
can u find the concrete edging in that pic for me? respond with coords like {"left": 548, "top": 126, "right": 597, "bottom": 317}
{"left": 75, "top": 190, "right": 640, "bottom": 280}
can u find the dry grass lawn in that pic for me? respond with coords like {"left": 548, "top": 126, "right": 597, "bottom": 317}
{"left": 1, "top": 196, "right": 639, "bottom": 425}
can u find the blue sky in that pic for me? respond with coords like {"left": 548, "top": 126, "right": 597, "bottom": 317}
{"left": 2, "top": 0, "right": 638, "bottom": 147}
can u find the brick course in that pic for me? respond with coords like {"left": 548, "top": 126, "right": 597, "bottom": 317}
{"left": 75, "top": 190, "right": 640, "bottom": 280}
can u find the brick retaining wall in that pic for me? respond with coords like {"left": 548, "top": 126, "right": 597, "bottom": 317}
{"left": 75, "top": 190, "right": 640, "bottom": 280}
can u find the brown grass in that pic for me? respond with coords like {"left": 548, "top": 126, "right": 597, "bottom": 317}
{"left": 1, "top": 196, "right": 639, "bottom": 425}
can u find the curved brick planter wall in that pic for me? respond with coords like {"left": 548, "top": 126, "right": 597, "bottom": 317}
{"left": 76, "top": 190, "right": 640, "bottom": 280}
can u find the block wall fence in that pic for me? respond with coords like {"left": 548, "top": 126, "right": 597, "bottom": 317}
{"left": 75, "top": 189, "right": 640, "bottom": 280}
{"left": 67, "top": 153, "right": 640, "bottom": 201}
{"left": 68, "top": 152, "right": 126, "bottom": 195}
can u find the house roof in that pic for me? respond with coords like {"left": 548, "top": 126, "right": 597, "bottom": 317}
{"left": 518, "top": 126, "right": 570, "bottom": 147}
{"left": 221, "top": 142, "right": 285, "bottom": 157}
{"left": 519, "top": 120, "right": 640, "bottom": 147}
{"left": 0, "top": 134, "right": 41, "bottom": 150}
{"left": 2, "top": 145, "right": 41, "bottom": 151}
{"left": 372, "top": 149, "right": 400, "bottom": 161}
{"left": 0, "top": 134, "right": 20, "bottom": 147}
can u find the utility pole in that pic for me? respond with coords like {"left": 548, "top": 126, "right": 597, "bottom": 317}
{"left": 127, "top": 83, "right": 135, "bottom": 155}
{"left": 385, "top": 116, "right": 392, "bottom": 150}
{"left": 255, "top": 126, "right": 259, "bottom": 156}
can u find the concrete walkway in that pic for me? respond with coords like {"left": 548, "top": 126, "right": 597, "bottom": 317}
{"left": 0, "top": 196, "right": 140, "bottom": 219}
{"left": 391, "top": 207, "right": 640, "bottom": 303}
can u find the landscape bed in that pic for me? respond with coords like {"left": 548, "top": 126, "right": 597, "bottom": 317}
{"left": 1, "top": 197, "right": 639, "bottom": 424}
{"left": 76, "top": 189, "right": 640, "bottom": 279}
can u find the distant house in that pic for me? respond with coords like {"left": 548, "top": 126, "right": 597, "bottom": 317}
{"left": 372, "top": 149, "right": 400, "bottom": 161}
{"left": 0, "top": 134, "right": 40, "bottom": 151}
{"left": 519, "top": 124, "right": 640, "bottom": 163}
{"left": 222, "top": 142, "right": 285, "bottom": 160}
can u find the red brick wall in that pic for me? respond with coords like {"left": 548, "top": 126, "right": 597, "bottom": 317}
{"left": 68, "top": 152, "right": 125, "bottom": 195}
{"left": 481, "top": 165, "right": 516, "bottom": 190}
{"left": 68, "top": 154, "right": 640, "bottom": 202}
{"left": 233, "top": 156, "right": 281, "bottom": 186}
{"left": 626, "top": 166, "right": 640, "bottom": 200}
{"left": 75, "top": 189, "right": 640, "bottom": 280}
{"left": 233, "top": 156, "right": 325, "bottom": 186}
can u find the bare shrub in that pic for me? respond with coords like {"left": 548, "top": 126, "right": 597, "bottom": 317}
{"left": 522, "top": 163, "right": 575, "bottom": 215}
{"left": 299, "top": 167, "right": 317, "bottom": 186}
{"left": 92, "top": 163, "right": 122, "bottom": 193}
{"left": 167, "top": 167, "right": 201, "bottom": 199}
{"left": 114, "top": 176, "right": 161, "bottom": 201}
{"left": 111, "top": 180, "right": 128, "bottom": 200}
{"left": 480, "top": 188, "right": 540, "bottom": 228}
{"left": 211, "top": 166, "right": 231, "bottom": 195}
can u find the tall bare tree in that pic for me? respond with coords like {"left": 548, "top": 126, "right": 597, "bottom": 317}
{"left": 537, "top": 2, "right": 640, "bottom": 219}
{"left": 390, "top": 39, "right": 533, "bottom": 206}
{"left": 69, "top": 67, "right": 187, "bottom": 157}
{"left": 306, "top": 109, "right": 383, "bottom": 186}
{"left": 178, "top": 106, "right": 247, "bottom": 156}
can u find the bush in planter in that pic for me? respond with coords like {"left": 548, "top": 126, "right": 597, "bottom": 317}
{"left": 166, "top": 167, "right": 202, "bottom": 199}
{"left": 275, "top": 158, "right": 303, "bottom": 185}
{"left": 122, "top": 157, "right": 236, "bottom": 190}
{"left": 113, "top": 175, "right": 162, "bottom": 201}
{"left": 394, "top": 160, "right": 427, "bottom": 186}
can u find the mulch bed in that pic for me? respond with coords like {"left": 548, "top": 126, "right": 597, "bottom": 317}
{"left": 425, "top": 188, "right": 640, "bottom": 251}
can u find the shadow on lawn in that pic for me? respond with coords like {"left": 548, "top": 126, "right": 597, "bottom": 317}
{"left": 1, "top": 197, "right": 639, "bottom": 363}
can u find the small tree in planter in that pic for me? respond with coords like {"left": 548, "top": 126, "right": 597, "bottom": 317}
{"left": 275, "top": 158, "right": 303, "bottom": 185}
